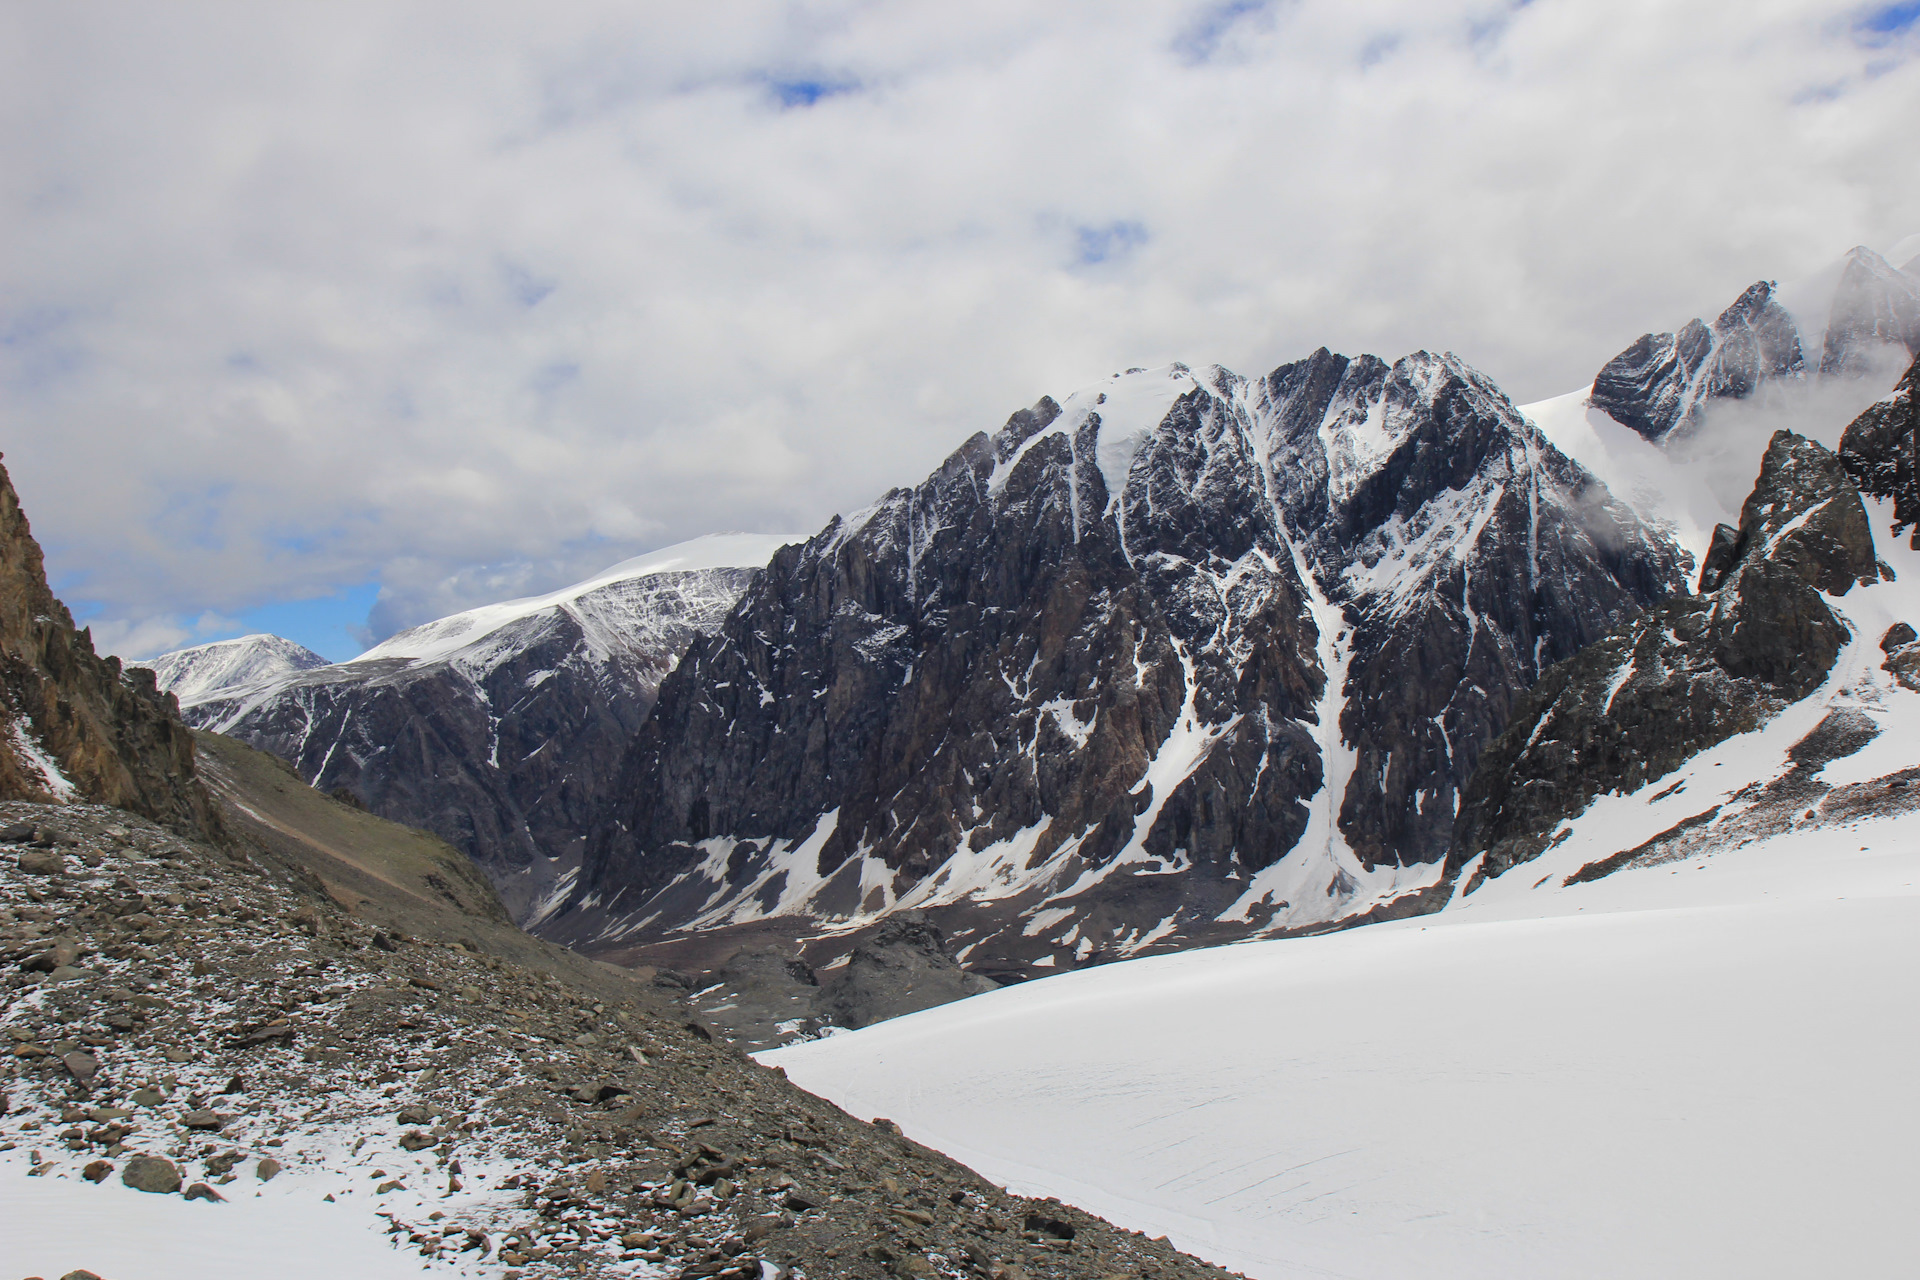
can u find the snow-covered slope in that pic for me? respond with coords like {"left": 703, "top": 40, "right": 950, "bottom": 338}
{"left": 186, "top": 533, "right": 797, "bottom": 920}
{"left": 143, "top": 633, "right": 330, "bottom": 708}
{"left": 763, "top": 821, "right": 1920, "bottom": 1280}
{"left": 356, "top": 532, "right": 795, "bottom": 668}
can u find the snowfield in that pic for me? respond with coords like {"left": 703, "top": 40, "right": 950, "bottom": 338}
{"left": 0, "top": 1154, "right": 501, "bottom": 1280}
{"left": 765, "top": 823, "right": 1920, "bottom": 1279}
{"left": 765, "top": 495, "right": 1920, "bottom": 1278}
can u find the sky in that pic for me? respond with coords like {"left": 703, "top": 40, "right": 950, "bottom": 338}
{"left": 1, "top": 1, "right": 1917, "bottom": 662}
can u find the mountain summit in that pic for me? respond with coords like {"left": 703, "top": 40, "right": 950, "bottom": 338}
{"left": 547, "top": 353, "right": 1685, "bottom": 976}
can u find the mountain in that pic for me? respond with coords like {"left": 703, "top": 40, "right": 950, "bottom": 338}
{"left": 1450, "top": 351, "right": 1920, "bottom": 902}
{"left": 547, "top": 353, "right": 1686, "bottom": 980}
{"left": 1838, "top": 348, "right": 1920, "bottom": 546}
{"left": 169, "top": 532, "right": 796, "bottom": 920}
{"left": 755, "top": 364, "right": 1920, "bottom": 1280}
{"left": 1588, "top": 245, "right": 1920, "bottom": 445}
{"left": 0, "top": 454, "right": 217, "bottom": 835}
{"left": 1449, "top": 427, "right": 1895, "bottom": 889}
{"left": 144, "top": 633, "right": 329, "bottom": 708}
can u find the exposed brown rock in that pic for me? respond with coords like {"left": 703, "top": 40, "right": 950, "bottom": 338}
{"left": 0, "top": 456, "right": 218, "bottom": 837}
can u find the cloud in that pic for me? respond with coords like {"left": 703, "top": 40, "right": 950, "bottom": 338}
{"left": 1, "top": 1, "right": 1916, "bottom": 652}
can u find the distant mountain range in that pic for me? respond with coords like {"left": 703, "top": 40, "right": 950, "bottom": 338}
{"left": 145, "top": 534, "right": 796, "bottom": 919}
{"left": 144, "top": 241, "right": 1920, "bottom": 1010}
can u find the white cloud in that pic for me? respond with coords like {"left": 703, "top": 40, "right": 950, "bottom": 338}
{"left": 1, "top": 0, "right": 1916, "bottom": 642}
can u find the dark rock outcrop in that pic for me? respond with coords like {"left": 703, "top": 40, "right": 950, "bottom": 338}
{"left": 1838, "top": 351, "right": 1920, "bottom": 546}
{"left": 814, "top": 913, "right": 1001, "bottom": 1031}
{"left": 553, "top": 354, "right": 1685, "bottom": 971}
{"left": 1451, "top": 430, "right": 1882, "bottom": 884}
{"left": 1589, "top": 248, "right": 1920, "bottom": 444}
{"left": 1589, "top": 281, "right": 1803, "bottom": 443}
{"left": 0, "top": 456, "right": 217, "bottom": 836}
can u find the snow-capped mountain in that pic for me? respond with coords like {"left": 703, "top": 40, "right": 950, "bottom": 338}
{"left": 1453, "top": 351, "right": 1920, "bottom": 900}
{"left": 1587, "top": 245, "right": 1919, "bottom": 447}
{"left": 758, "top": 365, "right": 1920, "bottom": 1278}
{"left": 544, "top": 352, "right": 1686, "bottom": 977}
{"left": 177, "top": 533, "right": 796, "bottom": 920}
{"left": 143, "top": 633, "right": 329, "bottom": 708}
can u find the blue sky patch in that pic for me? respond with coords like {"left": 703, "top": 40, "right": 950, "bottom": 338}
{"left": 1859, "top": 2, "right": 1920, "bottom": 34}
{"left": 1076, "top": 221, "right": 1150, "bottom": 266}
{"left": 229, "top": 580, "right": 382, "bottom": 662}
{"left": 1173, "top": 0, "right": 1270, "bottom": 64}
{"left": 768, "top": 78, "right": 858, "bottom": 109}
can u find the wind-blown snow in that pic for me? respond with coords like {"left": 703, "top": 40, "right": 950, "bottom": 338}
{"left": 1522, "top": 386, "right": 1725, "bottom": 569}
{"left": 358, "top": 532, "right": 798, "bottom": 666}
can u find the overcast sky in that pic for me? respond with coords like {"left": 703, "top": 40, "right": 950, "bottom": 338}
{"left": 3, "top": 0, "right": 1917, "bottom": 661}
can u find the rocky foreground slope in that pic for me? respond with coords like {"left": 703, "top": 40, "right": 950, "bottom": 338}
{"left": 0, "top": 771, "right": 1243, "bottom": 1280}
{"left": 552, "top": 352, "right": 1684, "bottom": 980}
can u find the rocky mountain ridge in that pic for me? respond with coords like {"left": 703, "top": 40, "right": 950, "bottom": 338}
{"left": 1446, "top": 350, "right": 1920, "bottom": 905}
{"left": 0, "top": 456, "right": 217, "bottom": 839}
{"left": 152, "top": 535, "right": 794, "bottom": 921}
{"left": 1588, "top": 245, "right": 1920, "bottom": 445}
{"left": 144, "top": 634, "right": 330, "bottom": 709}
{"left": 1450, "top": 427, "right": 1889, "bottom": 887}
{"left": 1838, "top": 350, "right": 1920, "bottom": 547}
{"left": 549, "top": 351, "right": 1686, "bottom": 981}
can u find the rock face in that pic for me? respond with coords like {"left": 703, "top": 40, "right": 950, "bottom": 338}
{"left": 1590, "top": 281, "right": 1804, "bottom": 443}
{"left": 144, "top": 634, "right": 329, "bottom": 708}
{"left": 1451, "top": 430, "right": 1883, "bottom": 885}
{"left": 0, "top": 457, "right": 217, "bottom": 836}
{"left": 554, "top": 354, "right": 1685, "bottom": 974}
{"left": 170, "top": 535, "right": 791, "bottom": 920}
{"left": 814, "top": 914, "right": 1002, "bottom": 1031}
{"left": 1838, "top": 351, "right": 1920, "bottom": 546}
{"left": 1821, "top": 246, "right": 1920, "bottom": 377}
{"left": 1589, "top": 248, "right": 1920, "bottom": 444}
